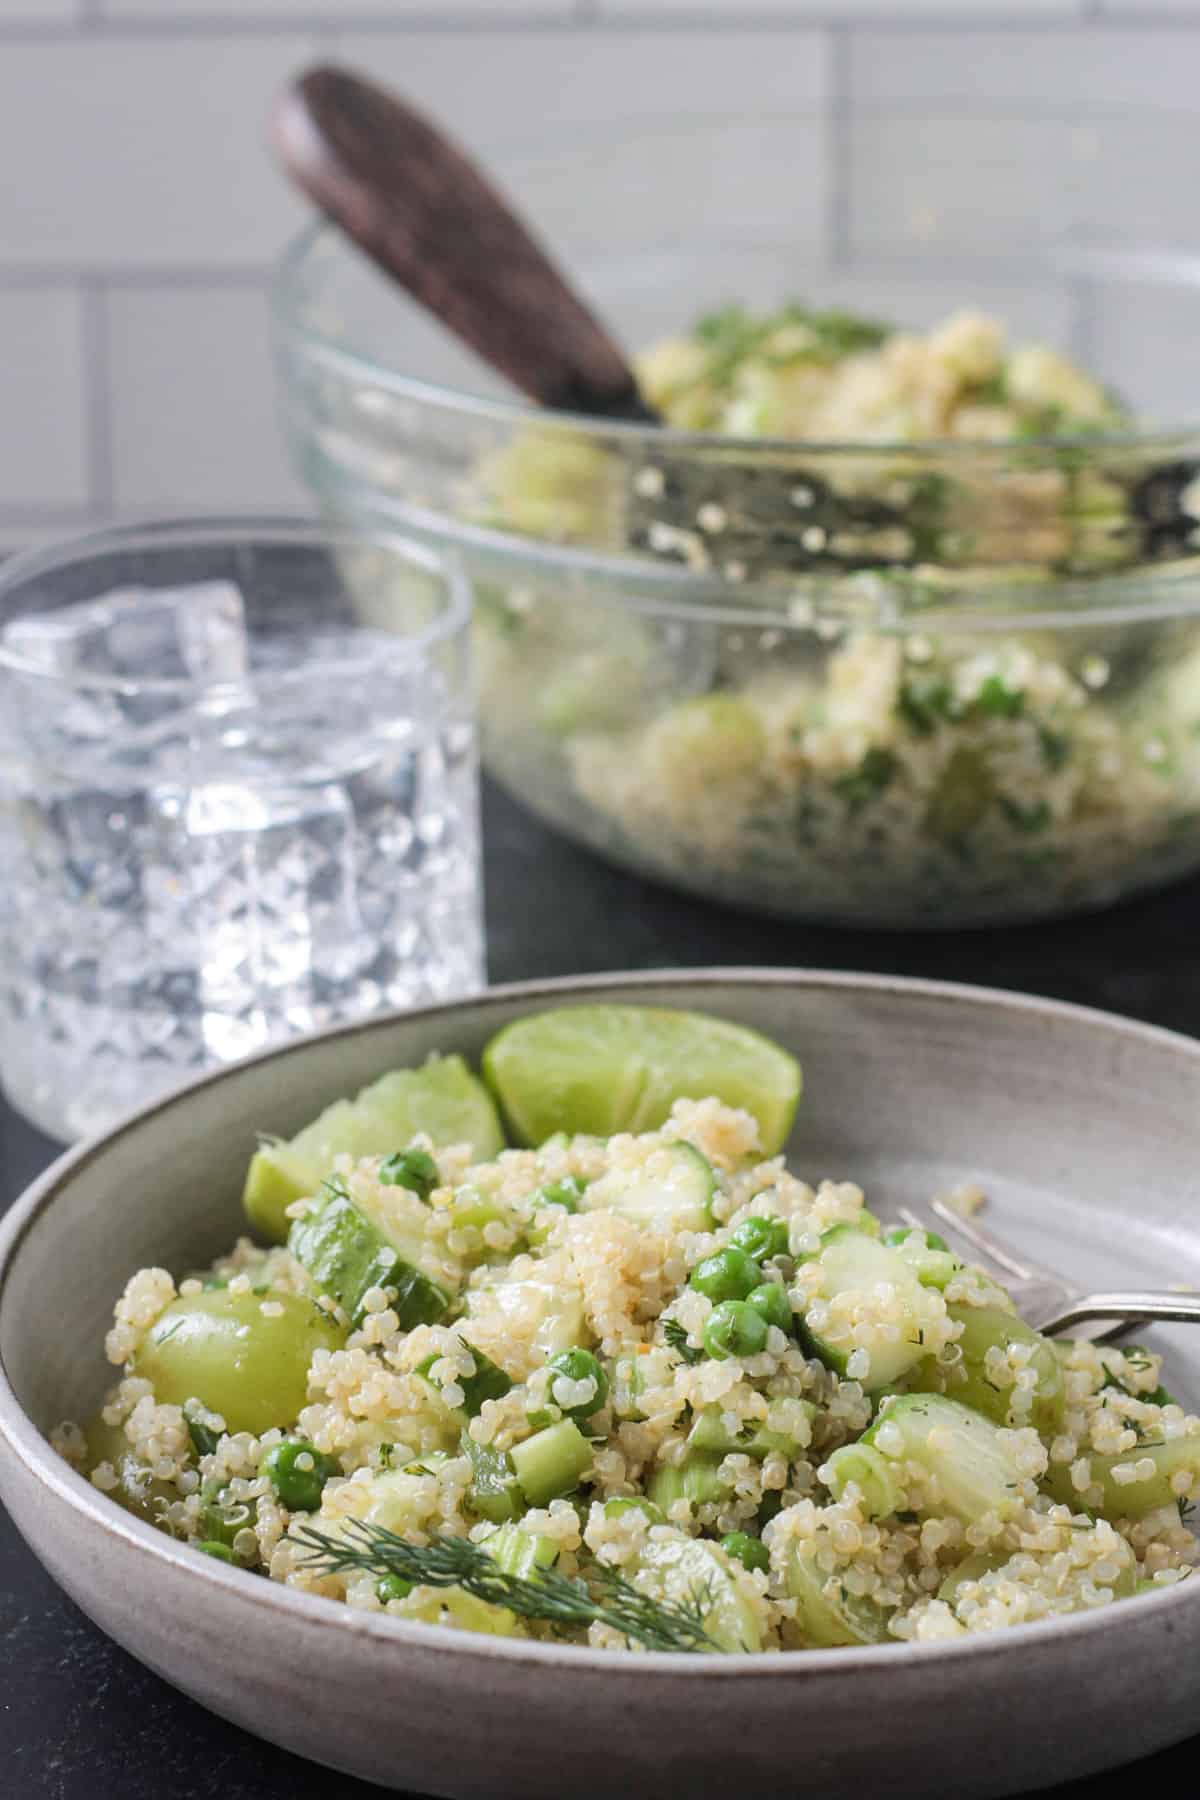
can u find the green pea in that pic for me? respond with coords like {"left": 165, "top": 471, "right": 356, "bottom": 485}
{"left": 134, "top": 1291, "right": 347, "bottom": 1438}
{"left": 882, "top": 1226, "right": 950, "bottom": 1254}
{"left": 731, "top": 1216, "right": 790, "bottom": 1262}
{"left": 703, "top": 1300, "right": 769, "bottom": 1361}
{"left": 197, "top": 1540, "right": 235, "bottom": 1563}
{"left": 545, "top": 1347, "right": 609, "bottom": 1420}
{"left": 536, "top": 1176, "right": 587, "bottom": 1214}
{"left": 746, "top": 1282, "right": 792, "bottom": 1335}
{"left": 377, "top": 1573, "right": 414, "bottom": 1604}
{"left": 720, "top": 1531, "right": 770, "bottom": 1574}
{"left": 689, "top": 1247, "right": 762, "bottom": 1305}
{"left": 260, "top": 1438, "right": 340, "bottom": 1513}
{"left": 378, "top": 1148, "right": 439, "bottom": 1199}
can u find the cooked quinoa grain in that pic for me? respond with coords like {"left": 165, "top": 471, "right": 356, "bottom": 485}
{"left": 59, "top": 1102, "right": 1198, "bottom": 1652}
{"left": 474, "top": 300, "right": 1200, "bottom": 926}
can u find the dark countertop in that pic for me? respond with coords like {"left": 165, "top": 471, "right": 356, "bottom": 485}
{"left": 4, "top": 778, "right": 1200, "bottom": 1799}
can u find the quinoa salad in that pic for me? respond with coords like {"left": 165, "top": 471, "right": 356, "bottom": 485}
{"left": 472, "top": 300, "right": 1200, "bottom": 925}
{"left": 53, "top": 1007, "right": 1200, "bottom": 1654}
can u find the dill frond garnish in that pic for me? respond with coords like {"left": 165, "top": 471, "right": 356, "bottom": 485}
{"left": 663, "top": 1318, "right": 705, "bottom": 1366}
{"left": 288, "top": 1519, "right": 722, "bottom": 1654}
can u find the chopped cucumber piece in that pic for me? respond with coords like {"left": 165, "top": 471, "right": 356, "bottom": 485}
{"left": 881, "top": 1228, "right": 961, "bottom": 1290}
{"left": 196, "top": 1476, "right": 255, "bottom": 1549}
{"left": 349, "top": 1465, "right": 445, "bottom": 1538}
{"left": 465, "top": 1273, "right": 586, "bottom": 1360}
{"left": 243, "top": 1056, "right": 504, "bottom": 1243}
{"left": 909, "top": 1304, "right": 1064, "bottom": 1436}
{"left": 611, "top": 1355, "right": 648, "bottom": 1423}
{"left": 537, "top": 652, "right": 649, "bottom": 737}
{"left": 634, "top": 1532, "right": 763, "bottom": 1653}
{"left": 388, "top": 1586, "right": 520, "bottom": 1637}
{"left": 1042, "top": 1437, "right": 1200, "bottom": 1522}
{"left": 936, "top": 1550, "right": 1009, "bottom": 1611}
{"left": 584, "top": 1141, "right": 715, "bottom": 1232}
{"left": 822, "top": 1442, "right": 906, "bottom": 1518}
{"left": 687, "top": 1401, "right": 813, "bottom": 1461}
{"left": 480, "top": 1520, "right": 560, "bottom": 1579}
{"left": 463, "top": 1435, "right": 524, "bottom": 1525}
{"left": 415, "top": 1335, "right": 512, "bottom": 1417}
{"left": 84, "top": 1416, "right": 179, "bottom": 1528}
{"left": 288, "top": 1182, "right": 449, "bottom": 1331}
{"left": 797, "top": 1226, "right": 934, "bottom": 1391}
{"left": 483, "top": 1004, "right": 801, "bottom": 1154}
{"left": 647, "top": 1450, "right": 726, "bottom": 1513}
{"left": 925, "top": 745, "right": 992, "bottom": 838}
{"left": 602, "top": 1496, "right": 665, "bottom": 1525}
{"left": 511, "top": 1420, "right": 593, "bottom": 1506}
{"left": 782, "top": 1543, "right": 895, "bottom": 1648}
{"left": 861, "top": 1394, "right": 1029, "bottom": 1526}
{"left": 938, "top": 1541, "right": 1136, "bottom": 1612}
{"left": 443, "top": 1185, "right": 515, "bottom": 1265}
{"left": 646, "top": 695, "right": 767, "bottom": 791}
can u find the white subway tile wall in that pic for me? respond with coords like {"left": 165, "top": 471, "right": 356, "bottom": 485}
{"left": 105, "top": 284, "right": 305, "bottom": 511}
{"left": 101, "top": 2, "right": 576, "bottom": 17}
{"left": 0, "top": 288, "right": 89, "bottom": 510}
{"left": 0, "top": 1, "right": 80, "bottom": 19}
{"left": 0, "top": 2, "right": 1194, "bottom": 541}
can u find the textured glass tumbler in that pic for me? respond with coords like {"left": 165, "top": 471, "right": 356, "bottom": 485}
{"left": 0, "top": 519, "right": 483, "bottom": 1141}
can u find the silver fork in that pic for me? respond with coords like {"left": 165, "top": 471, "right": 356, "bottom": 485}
{"left": 896, "top": 1199, "right": 1200, "bottom": 1341}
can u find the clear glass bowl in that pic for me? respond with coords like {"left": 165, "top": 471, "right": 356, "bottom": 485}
{"left": 272, "top": 118, "right": 1200, "bottom": 926}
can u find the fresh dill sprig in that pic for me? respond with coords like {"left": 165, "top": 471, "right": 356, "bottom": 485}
{"left": 663, "top": 1318, "right": 704, "bottom": 1367}
{"left": 288, "top": 1519, "right": 721, "bottom": 1654}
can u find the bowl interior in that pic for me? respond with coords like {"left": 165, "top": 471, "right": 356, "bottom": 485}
{"left": 5, "top": 971, "right": 1200, "bottom": 1440}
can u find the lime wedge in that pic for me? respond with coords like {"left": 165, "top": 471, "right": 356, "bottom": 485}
{"left": 482, "top": 1005, "right": 801, "bottom": 1154}
{"left": 243, "top": 1056, "right": 505, "bottom": 1243}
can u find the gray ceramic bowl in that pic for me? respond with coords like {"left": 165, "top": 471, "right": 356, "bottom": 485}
{"left": 3, "top": 970, "right": 1200, "bottom": 1799}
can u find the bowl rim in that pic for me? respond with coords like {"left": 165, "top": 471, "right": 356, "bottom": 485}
{"left": 273, "top": 220, "right": 1200, "bottom": 459}
{"left": 2, "top": 964, "right": 1199, "bottom": 1681}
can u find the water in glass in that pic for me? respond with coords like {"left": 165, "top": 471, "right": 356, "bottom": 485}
{"left": 0, "top": 580, "right": 483, "bottom": 1139}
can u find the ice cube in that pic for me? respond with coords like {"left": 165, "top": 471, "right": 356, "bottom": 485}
{"left": 175, "top": 581, "right": 249, "bottom": 686}
{"left": 1, "top": 581, "right": 248, "bottom": 686}
{"left": 1, "top": 594, "right": 139, "bottom": 677}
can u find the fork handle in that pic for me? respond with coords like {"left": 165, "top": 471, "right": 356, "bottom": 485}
{"left": 1040, "top": 1292, "right": 1200, "bottom": 1336}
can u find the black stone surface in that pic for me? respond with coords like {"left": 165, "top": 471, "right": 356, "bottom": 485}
{"left": 3, "top": 778, "right": 1199, "bottom": 1798}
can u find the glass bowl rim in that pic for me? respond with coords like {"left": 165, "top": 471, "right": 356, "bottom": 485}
{"left": 273, "top": 221, "right": 1200, "bottom": 457}
{"left": 0, "top": 512, "right": 475, "bottom": 695}
{"left": 305, "top": 478, "right": 1200, "bottom": 636}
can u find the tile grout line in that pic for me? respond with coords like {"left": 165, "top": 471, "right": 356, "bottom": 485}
{"left": 79, "top": 277, "right": 115, "bottom": 520}
{"left": 0, "top": 266, "right": 273, "bottom": 290}
{"left": 0, "top": 13, "right": 1198, "bottom": 43}
{"left": 0, "top": 12, "right": 1194, "bottom": 40}
{"left": 0, "top": 13, "right": 586, "bottom": 42}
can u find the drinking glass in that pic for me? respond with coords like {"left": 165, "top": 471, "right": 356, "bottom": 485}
{"left": 0, "top": 518, "right": 483, "bottom": 1141}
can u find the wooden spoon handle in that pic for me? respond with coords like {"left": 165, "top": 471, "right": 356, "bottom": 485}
{"left": 272, "top": 65, "right": 658, "bottom": 424}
